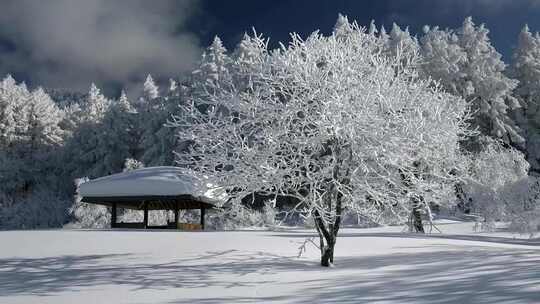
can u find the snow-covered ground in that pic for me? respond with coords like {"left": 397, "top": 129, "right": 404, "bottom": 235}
{"left": 1, "top": 221, "right": 539, "bottom": 304}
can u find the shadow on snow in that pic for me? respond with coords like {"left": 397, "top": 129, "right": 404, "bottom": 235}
{"left": 0, "top": 233, "right": 539, "bottom": 303}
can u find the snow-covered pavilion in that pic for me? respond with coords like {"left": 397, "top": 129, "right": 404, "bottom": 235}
{"left": 78, "top": 167, "right": 224, "bottom": 230}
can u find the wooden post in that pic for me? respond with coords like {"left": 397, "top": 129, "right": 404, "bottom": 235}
{"left": 174, "top": 202, "right": 179, "bottom": 230}
{"left": 143, "top": 202, "right": 148, "bottom": 229}
{"left": 200, "top": 207, "right": 205, "bottom": 230}
{"left": 111, "top": 202, "right": 117, "bottom": 229}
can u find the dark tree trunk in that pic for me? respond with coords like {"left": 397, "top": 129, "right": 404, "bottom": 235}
{"left": 313, "top": 190, "right": 342, "bottom": 267}
{"left": 314, "top": 213, "right": 337, "bottom": 267}
{"left": 410, "top": 193, "right": 426, "bottom": 233}
{"left": 311, "top": 140, "right": 348, "bottom": 267}
{"left": 412, "top": 205, "right": 425, "bottom": 233}
{"left": 320, "top": 242, "right": 335, "bottom": 267}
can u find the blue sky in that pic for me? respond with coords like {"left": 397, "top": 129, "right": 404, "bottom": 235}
{"left": 1, "top": 0, "right": 539, "bottom": 95}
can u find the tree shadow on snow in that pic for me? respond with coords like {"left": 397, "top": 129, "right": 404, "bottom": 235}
{"left": 0, "top": 250, "right": 314, "bottom": 297}
{"left": 291, "top": 248, "right": 540, "bottom": 304}
{"left": 0, "top": 241, "right": 539, "bottom": 303}
{"left": 167, "top": 247, "right": 540, "bottom": 304}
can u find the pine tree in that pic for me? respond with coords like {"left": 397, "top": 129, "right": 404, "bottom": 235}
{"left": 511, "top": 25, "right": 540, "bottom": 173}
{"left": 0, "top": 75, "right": 27, "bottom": 147}
{"left": 143, "top": 74, "right": 159, "bottom": 100}
{"left": 232, "top": 31, "right": 268, "bottom": 92}
{"left": 63, "top": 84, "right": 111, "bottom": 178}
{"left": 84, "top": 83, "right": 110, "bottom": 122}
{"left": 26, "top": 88, "right": 64, "bottom": 150}
{"left": 0, "top": 76, "right": 31, "bottom": 195}
{"left": 333, "top": 14, "right": 355, "bottom": 39}
{"left": 139, "top": 84, "right": 183, "bottom": 166}
{"left": 93, "top": 91, "right": 138, "bottom": 175}
{"left": 420, "top": 25, "right": 466, "bottom": 95}
{"left": 368, "top": 20, "right": 377, "bottom": 36}
{"left": 192, "top": 36, "right": 232, "bottom": 96}
{"left": 387, "top": 23, "right": 419, "bottom": 58}
{"left": 0, "top": 77, "right": 64, "bottom": 196}
{"left": 421, "top": 17, "right": 522, "bottom": 148}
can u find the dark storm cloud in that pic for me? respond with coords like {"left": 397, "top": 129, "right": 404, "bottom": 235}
{"left": 0, "top": 0, "right": 201, "bottom": 92}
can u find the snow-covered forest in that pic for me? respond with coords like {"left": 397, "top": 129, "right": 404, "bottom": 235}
{"left": 1, "top": 15, "right": 540, "bottom": 247}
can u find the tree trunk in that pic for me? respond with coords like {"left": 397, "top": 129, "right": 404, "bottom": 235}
{"left": 320, "top": 242, "right": 335, "bottom": 267}
{"left": 412, "top": 205, "right": 425, "bottom": 233}
{"left": 312, "top": 141, "right": 347, "bottom": 267}
{"left": 313, "top": 195, "right": 341, "bottom": 267}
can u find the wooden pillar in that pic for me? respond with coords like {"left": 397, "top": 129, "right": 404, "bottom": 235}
{"left": 200, "top": 207, "right": 205, "bottom": 230}
{"left": 143, "top": 202, "right": 148, "bottom": 229}
{"left": 111, "top": 202, "right": 117, "bottom": 228}
{"left": 174, "top": 202, "right": 179, "bottom": 229}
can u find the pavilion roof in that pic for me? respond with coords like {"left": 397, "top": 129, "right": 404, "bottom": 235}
{"left": 78, "top": 166, "right": 226, "bottom": 209}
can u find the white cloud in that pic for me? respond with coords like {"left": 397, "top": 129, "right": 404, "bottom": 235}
{"left": 0, "top": 0, "right": 202, "bottom": 92}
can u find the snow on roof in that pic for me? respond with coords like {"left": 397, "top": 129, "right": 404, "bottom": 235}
{"left": 78, "top": 166, "right": 226, "bottom": 204}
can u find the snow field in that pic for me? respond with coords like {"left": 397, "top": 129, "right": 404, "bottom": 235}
{"left": 0, "top": 221, "right": 539, "bottom": 304}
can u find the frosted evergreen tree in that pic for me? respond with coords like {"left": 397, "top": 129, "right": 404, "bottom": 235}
{"left": 92, "top": 91, "right": 139, "bottom": 176}
{"left": 26, "top": 88, "right": 64, "bottom": 151}
{"left": 511, "top": 25, "right": 540, "bottom": 174}
{"left": 387, "top": 23, "right": 419, "bottom": 59}
{"left": 82, "top": 83, "right": 110, "bottom": 123}
{"left": 168, "top": 78, "right": 178, "bottom": 93}
{"left": 192, "top": 36, "right": 232, "bottom": 96}
{"left": 0, "top": 76, "right": 31, "bottom": 195}
{"left": 0, "top": 77, "right": 65, "bottom": 195}
{"left": 232, "top": 31, "right": 268, "bottom": 92}
{"left": 143, "top": 74, "right": 159, "bottom": 101}
{"left": 420, "top": 26, "right": 466, "bottom": 94}
{"left": 421, "top": 17, "right": 522, "bottom": 148}
{"left": 379, "top": 25, "right": 390, "bottom": 45}
{"left": 333, "top": 14, "right": 356, "bottom": 39}
{"left": 368, "top": 20, "right": 377, "bottom": 36}
{"left": 466, "top": 138, "right": 529, "bottom": 225}
{"left": 139, "top": 85, "right": 182, "bottom": 166}
{"left": 62, "top": 84, "right": 111, "bottom": 178}
{"left": 24, "top": 88, "right": 65, "bottom": 189}
{"left": 0, "top": 75, "right": 27, "bottom": 148}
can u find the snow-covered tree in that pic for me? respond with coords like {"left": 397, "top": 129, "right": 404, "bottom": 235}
{"left": 0, "top": 77, "right": 64, "bottom": 196}
{"left": 22, "top": 87, "right": 64, "bottom": 190}
{"left": 0, "top": 76, "right": 67, "bottom": 228}
{"left": 143, "top": 74, "right": 159, "bottom": 101}
{"left": 191, "top": 36, "right": 232, "bottom": 96}
{"left": 232, "top": 31, "right": 269, "bottom": 92}
{"left": 172, "top": 23, "right": 472, "bottom": 266}
{"left": 62, "top": 84, "right": 112, "bottom": 178}
{"left": 26, "top": 88, "right": 64, "bottom": 151}
{"left": 92, "top": 91, "right": 138, "bottom": 175}
{"left": 500, "top": 176, "right": 540, "bottom": 237}
{"left": 0, "top": 76, "right": 29, "bottom": 195}
{"left": 387, "top": 23, "right": 419, "bottom": 60}
{"left": 139, "top": 81, "right": 186, "bottom": 166}
{"left": 421, "top": 17, "right": 522, "bottom": 148}
{"left": 333, "top": 14, "right": 356, "bottom": 39}
{"left": 0, "top": 75, "right": 26, "bottom": 147}
{"left": 465, "top": 138, "right": 529, "bottom": 229}
{"left": 510, "top": 25, "right": 540, "bottom": 174}
{"left": 84, "top": 83, "right": 110, "bottom": 122}
{"left": 123, "top": 158, "right": 145, "bottom": 171}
